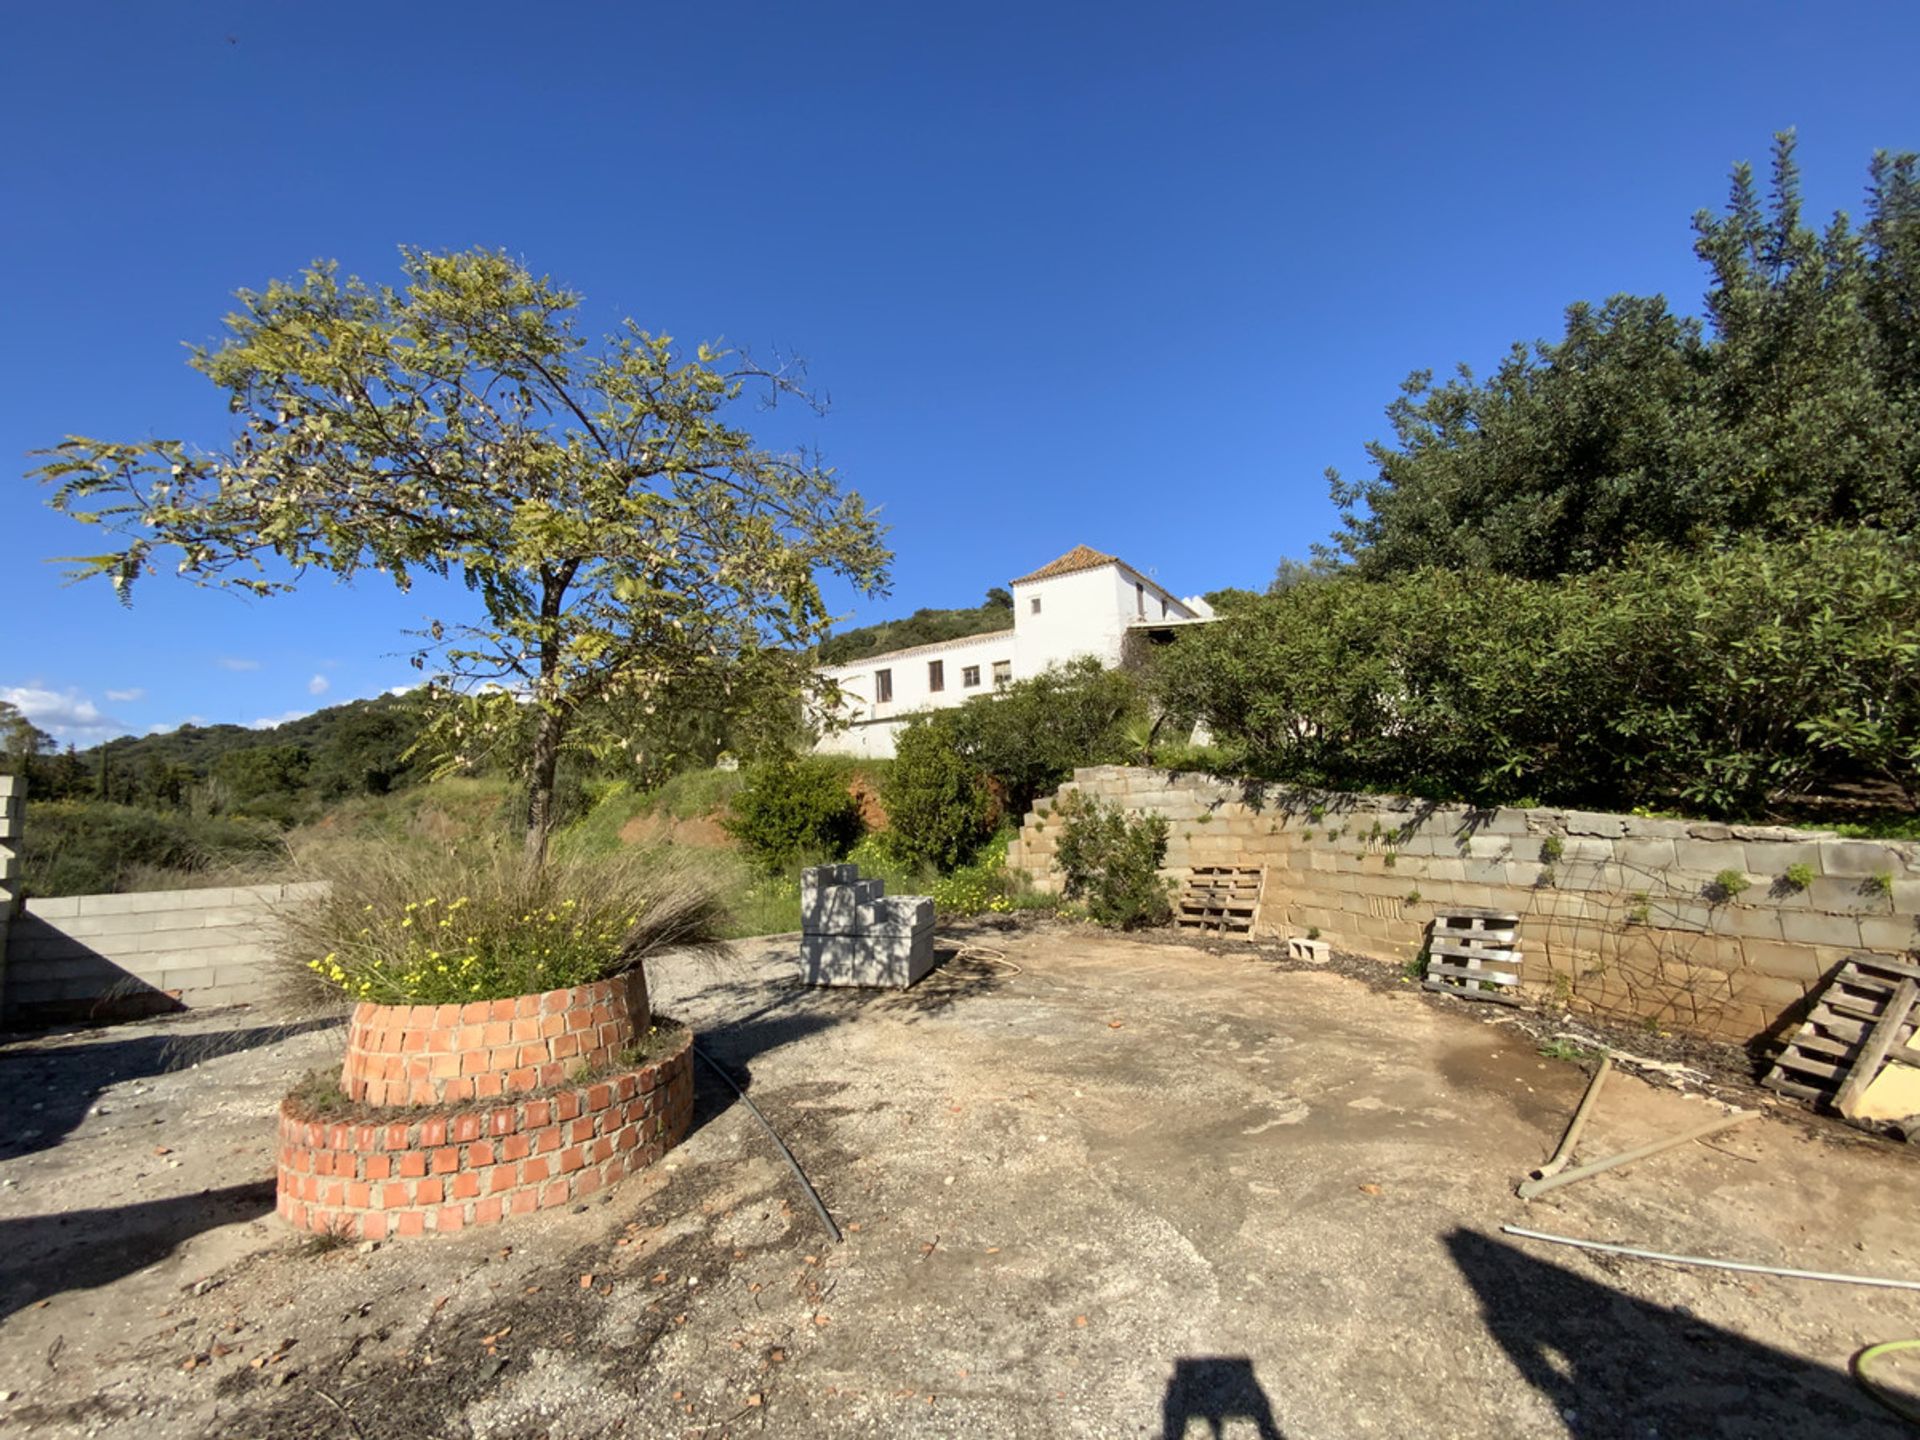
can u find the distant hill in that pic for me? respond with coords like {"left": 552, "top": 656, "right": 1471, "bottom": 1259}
{"left": 80, "top": 690, "right": 424, "bottom": 775}
{"left": 817, "top": 590, "right": 1014, "bottom": 665}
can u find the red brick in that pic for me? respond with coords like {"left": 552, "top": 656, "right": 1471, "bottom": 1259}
{"left": 460, "top": 1049, "right": 487, "bottom": 1076}
{"left": 489, "top": 1165, "right": 516, "bottom": 1194}
{"left": 361, "top": 1211, "right": 389, "bottom": 1241}
{"left": 567, "top": 1009, "right": 593, "bottom": 1033}
{"left": 558, "top": 1147, "right": 585, "bottom": 1174}
{"left": 541, "top": 1179, "right": 570, "bottom": 1208}
{"left": 415, "top": 1177, "right": 444, "bottom": 1205}
{"left": 510, "top": 1189, "right": 539, "bottom": 1216}
{"left": 420, "top": 1118, "right": 449, "bottom": 1148}
{"left": 431, "top": 1146, "right": 460, "bottom": 1175}
{"left": 502, "top": 1134, "right": 532, "bottom": 1162}
{"left": 436, "top": 1206, "right": 466, "bottom": 1233}
{"left": 540, "top": 1014, "right": 566, "bottom": 1039}
{"left": 482, "top": 1020, "right": 511, "bottom": 1047}
{"left": 346, "top": 1181, "right": 373, "bottom": 1208}
{"left": 586, "top": 1082, "right": 613, "bottom": 1112}
{"left": 490, "top": 998, "right": 516, "bottom": 1022}
{"left": 385, "top": 1123, "right": 412, "bottom": 1150}
{"left": 555, "top": 1093, "right": 581, "bottom": 1122}
{"left": 574, "top": 1167, "right": 603, "bottom": 1198}
{"left": 508, "top": 1066, "right": 539, "bottom": 1091}
{"left": 524, "top": 1099, "right": 552, "bottom": 1128}
{"left": 462, "top": 1001, "right": 490, "bottom": 1023}
{"left": 475, "top": 1072, "right": 505, "bottom": 1099}
{"left": 474, "top": 1197, "right": 504, "bottom": 1226}
{"left": 443, "top": 1077, "right": 474, "bottom": 1103}
{"left": 514, "top": 994, "right": 540, "bottom": 1019}
{"left": 591, "top": 1137, "right": 614, "bottom": 1164}
{"left": 490, "top": 1107, "right": 517, "bottom": 1136}
{"left": 522, "top": 1156, "right": 552, "bottom": 1184}
{"left": 571, "top": 1117, "right": 595, "bottom": 1144}
{"left": 453, "top": 1114, "right": 484, "bottom": 1144}
{"left": 465, "top": 1141, "right": 495, "bottom": 1168}
{"left": 452, "top": 1172, "right": 482, "bottom": 1200}
{"left": 398, "top": 1151, "right": 428, "bottom": 1179}
{"left": 381, "top": 1183, "right": 409, "bottom": 1209}
{"left": 396, "top": 1211, "right": 426, "bottom": 1237}
{"left": 365, "top": 1155, "right": 391, "bottom": 1181}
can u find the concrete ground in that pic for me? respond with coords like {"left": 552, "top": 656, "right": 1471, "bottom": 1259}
{"left": 3, "top": 921, "right": 1920, "bottom": 1438}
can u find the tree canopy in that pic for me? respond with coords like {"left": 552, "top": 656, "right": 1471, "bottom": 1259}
{"left": 34, "top": 247, "right": 889, "bottom": 854}
{"left": 1326, "top": 135, "right": 1920, "bottom": 578}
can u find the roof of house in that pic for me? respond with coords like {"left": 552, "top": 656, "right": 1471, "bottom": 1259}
{"left": 816, "top": 628, "right": 1016, "bottom": 672}
{"left": 1010, "top": 544, "right": 1122, "bottom": 585}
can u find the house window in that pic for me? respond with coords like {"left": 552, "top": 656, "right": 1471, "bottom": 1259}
{"left": 992, "top": 660, "right": 1011, "bottom": 687}
{"left": 1136, "top": 581, "right": 1145, "bottom": 618}
{"left": 928, "top": 659, "right": 945, "bottom": 693}
{"left": 1030, "top": 595, "right": 1042, "bottom": 615}
{"left": 1161, "top": 596, "right": 1169, "bottom": 618}
{"left": 962, "top": 665, "right": 981, "bottom": 688}
{"left": 875, "top": 668, "right": 893, "bottom": 704}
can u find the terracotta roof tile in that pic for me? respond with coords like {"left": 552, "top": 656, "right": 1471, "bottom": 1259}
{"left": 1010, "top": 545, "right": 1121, "bottom": 585}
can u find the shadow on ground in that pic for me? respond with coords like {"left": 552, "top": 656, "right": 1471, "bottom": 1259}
{"left": 1162, "top": 1356, "right": 1286, "bottom": 1438}
{"left": 0, "top": 1179, "right": 277, "bottom": 1321}
{"left": 1447, "top": 1229, "right": 1897, "bottom": 1436}
{"left": 0, "top": 1018, "right": 340, "bottom": 1162}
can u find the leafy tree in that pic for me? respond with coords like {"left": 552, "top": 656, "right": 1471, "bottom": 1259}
{"left": 817, "top": 597, "right": 1016, "bottom": 665}
{"left": 33, "top": 247, "right": 888, "bottom": 859}
{"left": 944, "top": 657, "right": 1139, "bottom": 819}
{"left": 1, "top": 701, "right": 53, "bottom": 776}
{"left": 1326, "top": 136, "right": 1920, "bottom": 578}
{"left": 984, "top": 586, "right": 1013, "bottom": 609}
{"left": 213, "top": 743, "right": 312, "bottom": 806}
{"left": 1053, "top": 792, "right": 1172, "bottom": 929}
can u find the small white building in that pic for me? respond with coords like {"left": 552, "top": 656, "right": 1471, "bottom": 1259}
{"left": 813, "top": 545, "right": 1214, "bottom": 759}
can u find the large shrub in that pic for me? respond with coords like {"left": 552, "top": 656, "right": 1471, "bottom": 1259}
{"left": 1053, "top": 792, "right": 1172, "bottom": 929}
{"left": 1152, "top": 530, "right": 1920, "bottom": 817}
{"left": 945, "top": 657, "right": 1141, "bottom": 818}
{"left": 882, "top": 716, "right": 995, "bottom": 870}
{"left": 722, "top": 754, "right": 864, "bottom": 872}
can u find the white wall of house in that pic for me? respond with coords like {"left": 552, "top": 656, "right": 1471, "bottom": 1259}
{"left": 813, "top": 550, "right": 1205, "bottom": 760}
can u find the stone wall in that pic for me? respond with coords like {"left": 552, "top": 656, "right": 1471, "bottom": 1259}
{"left": 5, "top": 881, "right": 325, "bottom": 1026}
{"left": 1008, "top": 766, "right": 1920, "bottom": 1045}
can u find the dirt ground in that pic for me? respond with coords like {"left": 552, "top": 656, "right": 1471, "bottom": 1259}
{"left": 4, "top": 921, "right": 1920, "bottom": 1439}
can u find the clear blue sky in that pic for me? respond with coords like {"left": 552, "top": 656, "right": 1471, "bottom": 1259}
{"left": 3, "top": 2, "right": 1915, "bottom": 744}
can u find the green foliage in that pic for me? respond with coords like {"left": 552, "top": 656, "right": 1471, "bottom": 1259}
{"left": 19, "top": 801, "right": 284, "bottom": 897}
{"left": 1052, "top": 792, "right": 1172, "bottom": 929}
{"left": 1326, "top": 137, "right": 1920, "bottom": 579}
{"left": 1154, "top": 530, "right": 1920, "bottom": 817}
{"left": 1780, "top": 862, "right": 1815, "bottom": 892}
{"left": 1707, "top": 868, "right": 1753, "bottom": 903}
{"left": 1862, "top": 871, "right": 1897, "bottom": 900}
{"left": 943, "top": 657, "right": 1142, "bottom": 819}
{"left": 1541, "top": 835, "right": 1566, "bottom": 863}
{"left": 817, "top": 590, "right": 1014, "bottom": 665}
{"left": 33, "top": 247, "right": 888, "bottom": 856}
{"left": 881, "top": 716, "right": 994, "bottom": 871}
{"left": 279, "top": 846, "right": 727, "bottom": 1006}
{"left": 1537, "top": 1038, "right": 1595, "bottom": 1063}
{"left": 722, "top": 755, "right": 864, "bottom": 872}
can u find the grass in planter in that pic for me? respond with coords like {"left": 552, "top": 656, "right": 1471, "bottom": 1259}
{"left": 278, "top": 845, "right": 731, "bottom": 1007}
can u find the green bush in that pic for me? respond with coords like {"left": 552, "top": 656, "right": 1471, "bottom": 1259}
{"left": 882, "top": 716, "right": 994, "bottom": 871}
{"left": 278, "top": 846, "right": 728, "bottom": 1006}
{"left": 19, "top": 801, "right": 285, "bottom": 897}
{"left": 722, "top": 755, "right": 863, "bottom": 872}
{"left": 1053, "top": 792, "right": 1172, "bottom": 929}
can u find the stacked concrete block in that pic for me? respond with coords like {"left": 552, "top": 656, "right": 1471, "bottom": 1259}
{"left": 799, "top": 864, "right": 936, "bottom": 988}
{"left": 1010, "top": 765, "right": 1920, "bottom": 1048}
{"left": 0, "top": 773, "right": 21, "bottom": 1026}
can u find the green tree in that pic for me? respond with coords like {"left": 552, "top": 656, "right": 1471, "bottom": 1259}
{"left": 882, "top": 715, "right": 994, "bottom": 870}
{"left": 33, "top": 248, "right": 888, "bottom": 859}
{"left": 0, "top": 701, "right": 53, "bottom": 776}
{"left": 1327, "top": 136, "right": 1920, "bottom": 578}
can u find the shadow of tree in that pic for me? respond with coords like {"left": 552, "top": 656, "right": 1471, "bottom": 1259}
{"left": 0, "top": 1018, "right": 340, "bottom": 1162}
{"left": 1446, "top": 1228, "right": 1899, "bottom": 1436}
{"left": 0, "top": 1179, "right": 277, "bottom": 1321}
{"left": 1162, "top": 1355, "right": 1286, "bottom": 1438}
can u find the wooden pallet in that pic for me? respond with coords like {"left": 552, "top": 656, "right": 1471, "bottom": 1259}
{"left": 1176, "top": 865, "right": 1264, "bottom": 935}
{"left": 1422, "top": 908, "right": 1523, "bottom": 1006}
{"left": 1763, "top": 956, "right": 1920, "bottom": 1110}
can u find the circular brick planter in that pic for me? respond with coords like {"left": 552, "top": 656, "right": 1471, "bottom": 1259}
{"left": 341, "top": 972, "right": 647, "bottom": 1107}
{"left": 277, "top": 1023, "right": 693, "bottom": 1240}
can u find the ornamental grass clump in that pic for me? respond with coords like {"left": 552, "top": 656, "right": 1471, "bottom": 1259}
{"left": 278, "top": 845, "right": 730, "bottom": 1008}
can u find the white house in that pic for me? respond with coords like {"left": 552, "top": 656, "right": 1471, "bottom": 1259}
{"left": 813, "top": 545, "right": 1214, "bottom": 759}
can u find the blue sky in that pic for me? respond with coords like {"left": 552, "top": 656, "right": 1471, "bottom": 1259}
{"left": 3, "top": 2, "right": 1915, "bottom": 744}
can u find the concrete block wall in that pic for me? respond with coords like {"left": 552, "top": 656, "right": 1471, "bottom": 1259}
{"left": 1008, "top": 766, "right": 1920, "bottom": 1046}
{"left": 0, "top": 774, "right": 21, "bottom": 1024}
{"left": 5, "top": 880, "right": 326, "bottom": 1026}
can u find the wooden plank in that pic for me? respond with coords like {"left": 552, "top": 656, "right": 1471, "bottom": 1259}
{"left": 1423, "top": 975, "right": 1522, "bottom": 1007}
{"left": 1429, "top": 940, "right": 1521, "bottom": 965}
{"left": 1425, "top": 959, "right": 1520, "bottom": 986}
{"left": 1835, "top": 979, "right": 1920, "bottom": 1119}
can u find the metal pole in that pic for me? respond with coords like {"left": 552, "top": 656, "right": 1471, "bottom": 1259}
{"left": 1525, "top": 1056, "right": 1611, "bottom": 1186}
{"left": 1503, "top": 1226, "right": 1920, "bottom": 1293}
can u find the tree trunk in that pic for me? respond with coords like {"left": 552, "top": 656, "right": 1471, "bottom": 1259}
{"left": 524, "top": 703, "right": 564, "bottom": 865}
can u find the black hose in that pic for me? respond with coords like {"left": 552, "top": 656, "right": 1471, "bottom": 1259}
{"left": 692, "top": 1042, "right": 842, "bottom": 1244}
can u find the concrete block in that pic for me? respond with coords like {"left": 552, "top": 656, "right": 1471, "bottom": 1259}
{"left": 1616, "top": 838, "right": 1676, "bottom": 871}
{"left": 1806, "top": 877, "right": 1889, "bottom": 913}
{"left": 1565, "top": 811, "right": 1628, "bottom": 838}
{"left": 800, "top": 929, "right": 936, "bottom": 988}
{"left": 1779, "top": 911, "right": 1864, "bottom": 948}
{"left": 1718, "top": 907, "right": 1784, "bottom": 942}
{"left": 1741, "top": 841, "right": 1825, "bottom": 877}
{"left": 155, "top": 966, "right": 222, "bottom": 993}
{"left": 23, "top": 896, "right": 81, "bottom": 920}
{"left": 1820, "top": 840, "right": 1913, "bottom": 878}
{"left": 856, "top": 895, "right": 934, "bottom": 936}
{"left": 1464, "top": 835, "right": 1512, "bottom": 860}
{"left": 802, "top": 873, "right": 880, "bottom": 932}
{"left": 1859, "top": 915, "right": 1920, "bottom": 954}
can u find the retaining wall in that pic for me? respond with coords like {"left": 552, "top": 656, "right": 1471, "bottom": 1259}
{"left": 5, "top": 881, "right": 325, "bottom": 1026}
{"left": 1008, "top": 767, "right": 1920, "bottom": 1045}
{"left": 0, "top": 775, "right": 20, "bottom": 1020}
